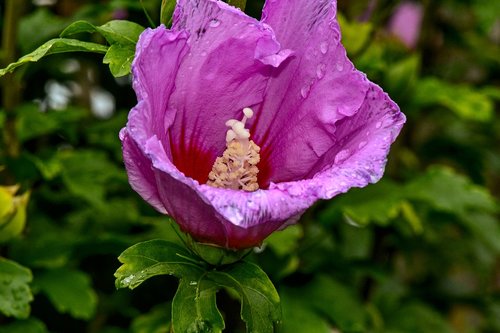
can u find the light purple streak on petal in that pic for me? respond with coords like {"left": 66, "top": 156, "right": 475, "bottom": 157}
{"left": 272, "top": 83, "right": 405, "bottom": 200}
{"left": 121, "top": 129, "right": 167, "bottom": 214}
{"left": 167, "top": 0, "right": 292, "bottom": 182}
{"left": 255, "top": 0, "right": 370, "bottom": 185}
{"left": 388, "top": 1, "right": 423, "bottom": 49}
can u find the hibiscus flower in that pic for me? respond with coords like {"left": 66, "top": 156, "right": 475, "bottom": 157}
{"left": 120, "top": 0, "right": 405, "bottom": 249}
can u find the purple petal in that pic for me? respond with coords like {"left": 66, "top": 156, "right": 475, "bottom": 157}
{"left": 123, "top": 28, "right": 188, "bottom": 214}
{"left": 142, "top": 133, "right": 309, "bottom": 249}
{"left": 144, "top": 136, "right": 229, "bottom": 246}
{"left": 121, "top": 129, "right": 167, "bottom": 214}
{"left": 168, "top": 0, "right": 292, "bottom": 183}
{"left": 254, "top": 0, "right": 370, "bottom": 185}
{"left": 272, "top": 83, "right": 405, "bottom": 200}
{"left": 121, "top": 0, "right": 406, "bottom": 250}
{"left": 128, "top": 27, "right": 189, "bottom": 150}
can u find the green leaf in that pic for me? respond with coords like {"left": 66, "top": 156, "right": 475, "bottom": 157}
{"left": 481, "top": 86, "right": 500, "bottom": 101}
{"left": 280, "top": 290, "right": 330, "bottom": 333}
{"left": 59, "top": 20, "right": 99, "bottom": 37}
{"left": 0, "top": 258, "right": 33, "bottom": 319}
{"left": 472, "top": 0, "right": 500, "bottom": 33}
{"left": 299, "top": 275, "right": 367, "bottom": 332}
{"left": 131, "top": 304, "right": 171, "bottom": 333}
{"left": 115, "top": 239, "right": 204, "bottom": 289}
{"left": 59, "top": 149, "right": 125, "bottom": 207}
{"left": 265, "top": 224, "right": 302, "bottom": 257}
{"left": 15, "top": 104, "right": 59, "bottom": 142}
{"left": 461, "top": 212, "right": 500, "bottom": 254}
{"left": 8, "top": 217, "right": 72, "bottom": 269}
{"left": 413, "top": 78, "right": 494, "bottom": 122}
{"left": 208, "top": 261, "right": 281, "bottom": 333}
{"left": 405, "top": 167, "right": 496, "bottom": 217}
{"left": 61, "top": 20, "right": 144, "bottom": 45}
{"left": 103, "top": 44, "right": 136, "bottom": 77}
{"left": 337, "top": 13, "right": 373, "bottom": 55}
{"left": 384, "top": 55, "right": 420, "bottom": 99}
{"left": 97, "top": 20, "right": 145, "bottom": 45}
{"left": 0, "top": 318, "right": 48, "bottom": 333}
{"left": 35, "top": 268, "right": 98, "bottom": 320}
{"left": 161, "top": 0, "right": 177, "bottom": 26}
{"left": 115, "top": 240, "right": 225, "bottom": 333}
{"left": 0, "top": 38, "right": 107, "bottom": 77}
{"left": 61, "top": 20, "right": 144, "bottom": 77}
{"left": 15, "top": 104, "right": 86, "bottom": 142}
{"left": 321, "top": 180, "right": 405, "bottom": 226}
{"left": 385, "top": 302, "right": 454, "bottom": 333}
{"left": 172, "top": 278, "right": 224, "bottom": 333}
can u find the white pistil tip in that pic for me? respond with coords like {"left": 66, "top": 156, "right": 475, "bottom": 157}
{"left": 225, "top": 119, "right": 237, "bottom": 127}
{"left": 226, "top": 129, "right": 236, "bottom": 143}
{"left": 243, "top": 107, "right": 254, "bottom": 118}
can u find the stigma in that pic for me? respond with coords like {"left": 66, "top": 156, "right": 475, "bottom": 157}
{"left": 207, "top": 107, "right": 261, "bottom": 191}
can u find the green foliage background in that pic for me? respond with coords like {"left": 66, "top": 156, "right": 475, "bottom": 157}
{"left": 0, "top": 0, "right": 499, "bottom": 332}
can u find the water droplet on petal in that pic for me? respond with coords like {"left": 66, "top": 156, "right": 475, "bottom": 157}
{"left": 336, "top": 61, "right": 344, "bottom": 72}
{"left": 375, "top": 121, "right": 382, "bottom": 129}
{"left": 358, "top": 141, "right": 367, "bottom": 149}
{"left": 334, "top": 149, "right": 350, "bottom": 164}
{"left": 316, "top": 63, "right": 326, "bottom": 79}
{"left": 300, "top": 84, "right": 311, "bottom": 98}
{"left": 320, "top": 41, "right": 329, "bottom": 54}
{"left": 209, "top": 19, "right": 220, "bottom": 27}
{"left": 200, "top": 51, "right": 207, "bottom": 57}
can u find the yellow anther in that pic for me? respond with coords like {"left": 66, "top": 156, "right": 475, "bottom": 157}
{"left": 207, "top": 108, "right": 261, "bottom": 191}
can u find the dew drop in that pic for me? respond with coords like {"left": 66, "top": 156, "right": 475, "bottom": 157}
{"left": 189, "top": 281, "right": 198, "bottom": 286}
{"left": 375, "top": 121, "right": 382, "bottom": 129}
{"left": 316, "top": 63, "right": 326, "bottom": 79}
{"left": 358, "top": 141, "right": 367, "bottom": 149}
{"left": 334, "top": 149, "right": 350, "bottom": 164}
{"left": 344, "top": 214, "right": 364, "bottom": 228}
{"left": 320, "top": 41, "right": 329, "bottom": 54}
{"left": 300, "top": 84, "right": 311, "bottom": 98}
{"left": 200, "top": 51, "right": 207, "bottom": 57}
{"left": 209, "top": 19, "right": 220, "bottom": 27}
{"left": 335, "top": 61, "right": 344, "bottom": 72}
{"left": 122, "top": 275, "right": 135, "bottom": 286}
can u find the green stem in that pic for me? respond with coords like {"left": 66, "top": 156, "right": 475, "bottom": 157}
{"left": 1, "top": 0, "right": 27, "bottom": 159}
